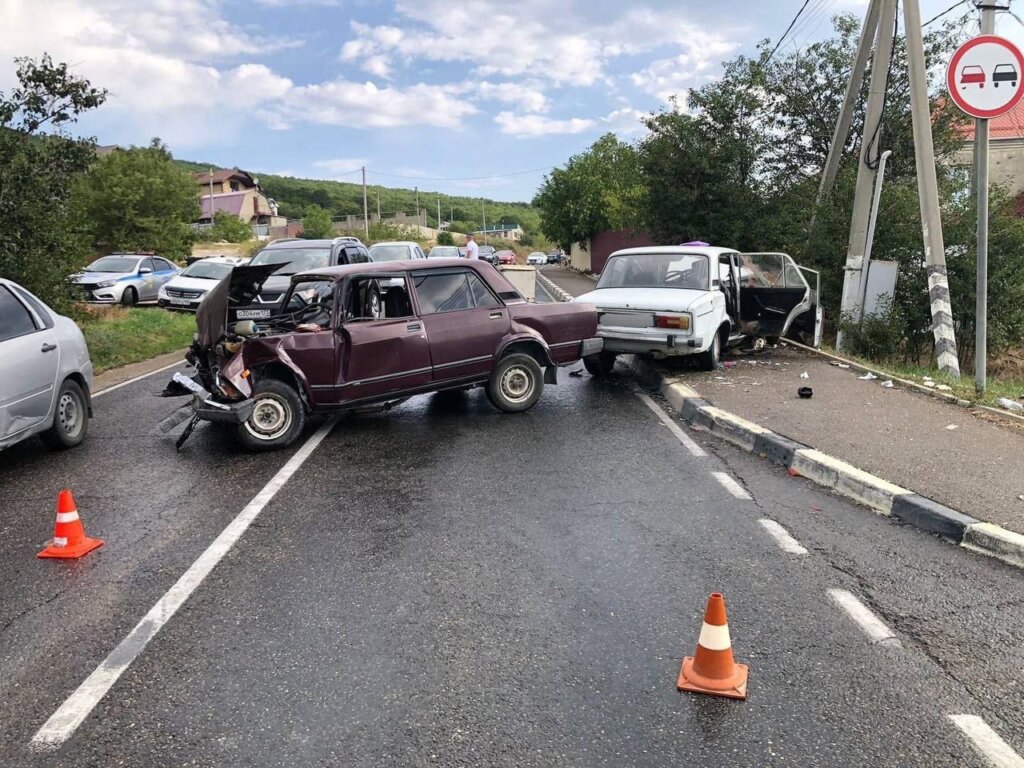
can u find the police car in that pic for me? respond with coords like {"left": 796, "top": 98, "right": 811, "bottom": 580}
{"left": 71, "top": 253, "right": 180, "bottom": 306}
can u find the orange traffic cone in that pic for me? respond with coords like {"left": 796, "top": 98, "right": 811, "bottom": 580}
{"left": 677, "top": 592, "right": 748, "bottom": 700}
{"left": 37, "top": 490, "right": 103, "bottom": 559}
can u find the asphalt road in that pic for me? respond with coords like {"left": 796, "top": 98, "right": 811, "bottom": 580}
{"left": 1, "top": 356, "right": 1022, "bottom": 766}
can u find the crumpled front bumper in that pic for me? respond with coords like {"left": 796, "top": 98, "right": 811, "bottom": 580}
{"left": 169, "top": 372, "right": 254, "bottom": 424}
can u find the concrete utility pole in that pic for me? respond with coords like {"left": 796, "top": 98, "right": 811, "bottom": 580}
{"left": 376, "top": 189, "right": 381, "bottom": 221}
{"left": 361, "top": 166, "right": 369, "bottom": 237}
{"left": 816, "top": 0, "right": 881, "bottom": 208}
{"left": 838, "top": 0, "right": 898, "bottom": 340}
{"left": 905, "top": 0, "right": 960, "bottom": 377}
{"left": 437, "top": 195, "right": 441, "bottom": 231}
{"left": 482, "top": 201, "right": 487, "bottom": 245}
{"left": 208, "top": 168, "right": 215, "bottom": 220}
{"left": 974, "top": 1, "right": 1002, "bottom": 392}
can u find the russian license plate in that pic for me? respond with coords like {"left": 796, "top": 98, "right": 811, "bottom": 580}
{"left": 170, "top": 297, "right": 192, "bottom": 306}
{"left": 236, "top": 309, "right": 271, "bottom": 319}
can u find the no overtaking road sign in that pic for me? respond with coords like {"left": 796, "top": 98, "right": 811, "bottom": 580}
{"left": 946, "top": 34, "right": 1024, "bottom": 119}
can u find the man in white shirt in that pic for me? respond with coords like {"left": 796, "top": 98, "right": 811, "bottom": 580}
{"left": 465, "top": 234, "right": 479, "bottom": 260}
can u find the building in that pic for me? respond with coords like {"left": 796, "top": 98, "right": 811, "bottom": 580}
{"left": 570, "top": 229, "right": 656, "bottom": 274}
{"left": 952, "top": 99, "right": 1024, "bottom": 196}
{"left": 474, "top": 223, "right": 524, "bottom": 242}
{"left": 193, "top": 168, "right": 286, "bottom": 232}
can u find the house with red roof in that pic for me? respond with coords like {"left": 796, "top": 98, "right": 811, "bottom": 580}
{"left": 953, "top": 98, "right": 1024, "bottom": 200}
{"left": 193, "top": 168, "right": 286, "bottom": 233}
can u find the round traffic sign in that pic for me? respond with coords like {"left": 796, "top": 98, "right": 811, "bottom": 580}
{"left": 946, "top": 34, "right": 1024, "bottom": 119}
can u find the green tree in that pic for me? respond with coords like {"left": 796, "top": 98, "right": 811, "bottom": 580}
{"left": 201, "top": 210, "right": 253, "bottom": 243}
{"left": 436, "top": 231, "right": 454, "bottom": 245}
{"left": 73, "top": 139, "right": 199, "bottom": 261}
{"left": 302, "top": 204, "right": 334, "bottom": 239}
{"left": 0, "top": 55, "right": 106, "bottom": 308}
{"left": 533, "top": 133, "right": 644, "bottom": 249}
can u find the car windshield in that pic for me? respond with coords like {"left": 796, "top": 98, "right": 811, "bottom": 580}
{"left": 369, "top": 245, "right": 411, "bottom": 262}
{"left": 249, "top": 247, "right": 330, "bottom": 275}
{"left": 428, "top": 247, "right": 460, "bottom": 258}
{"left": 181, "top": 261, "right": 234, "bottom": 280}
{"left": 597, "top": 252, "right": 710, "bottom": 290}
{"left": 85, "top": 256, "right": 139, "bottom": 273}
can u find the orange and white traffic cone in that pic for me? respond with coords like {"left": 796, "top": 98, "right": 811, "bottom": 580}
{"left": 677, "top": 592, "right": 748, "bottom": 700}
{"left": 37, "top": 490, "right": 103, "bottom": 559}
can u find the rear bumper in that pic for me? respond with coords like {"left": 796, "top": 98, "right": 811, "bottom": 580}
{"left": 598, "top": 327, "right": 704, "bottom": 356}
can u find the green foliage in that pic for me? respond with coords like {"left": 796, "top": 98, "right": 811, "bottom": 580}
{"left": 78, "top": 306, "right": 196, "bottom": 373}
{"left": 0, "top": 55, "right": 106, "bottom": 310}
{"left": 199, "top": 210, "right": 253, "bottom": 243}
{"left": 301, "top": 204, "right": 334, "bottom": 239}
{"left": 533, "top": 133, "right": 644, "bottom": 249}
{"left": 436, "top": 231, "right": 454, "bottom": 245}
{"left": 72, "top": 138, "right": 198, "bottom": 261}
{"left": 836, "top": 295, "right": 907, "bottom": 361}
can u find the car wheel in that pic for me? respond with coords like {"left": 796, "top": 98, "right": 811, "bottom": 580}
{"left": 234, "top": 379, "right": 306, "bottom": 451}
{"left": 583, "top": 352, "right": 617, "bottom": 376}
{"left": 121, "top": 287, "right": 138, "bottom": 307}
{"left": 698, "top": 329, "right": 722, "bottom": 372}
{"left": 40, "top": 379, "right": 88, "bottom": 450}
{"left": 365, "top": 286, "right": 382, "bottom": 319}
{"left": 487, "top": 353, "right": 543, "bottom": 413}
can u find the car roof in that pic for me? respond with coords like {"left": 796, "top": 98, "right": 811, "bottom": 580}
{"left": 608, "top": 245, "right": 739, "bottom": 258}
{"left": 187, "top": 256, "right": 243, "bottom": 265}
{"left": 295, "top": 258, "right": 481, "bottom": 280}
{"left": 370, "top": 241, "right": 419, "bottom": 247}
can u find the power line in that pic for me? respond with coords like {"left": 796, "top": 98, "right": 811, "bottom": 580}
{"left": 922, "top": 0, "right": 971, "bottom": 27}
{"left": 766, "top": 0, "right": 813, "bottom": 63}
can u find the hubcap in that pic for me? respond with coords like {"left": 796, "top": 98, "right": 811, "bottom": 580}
{"left": 500, "top": 366, "right": 533, "bottom": 403}
{"left": 57, "top": 392, "right": 80, "bottom": 436}
{"left": 245, "top": 395, "right": 291, "bottom": 440}
{"left": 370, "top": 293, "right": 381, "bottom": 319}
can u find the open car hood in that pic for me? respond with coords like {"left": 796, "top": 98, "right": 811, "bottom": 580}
{"left": 196, "top": 264, "right": 283, "bottom": 346}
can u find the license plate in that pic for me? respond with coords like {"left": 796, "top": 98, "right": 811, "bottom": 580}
{"left": 236, "top": 309, "right": 271, "bottom": 319}
{"left": 169, "top": 297, "right": 192, "bottom": 306}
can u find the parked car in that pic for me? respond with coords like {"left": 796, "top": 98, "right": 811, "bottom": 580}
{"left": 428, "top": 245, "right": 462, "bottom": 259}
{"left": 0, "top": 278, "right": 93, "bottom": 452}
{"left": 236, "top": 237, "right": 371, "bottom": 321}
{"left": 477, "top": 245, "right": 498, "bottom": 265}
{"left": 158, "top": 257, "right": 247, "bottom": 312}
{"left": 496, "top": 250, "right": 517, "bottom": 265}
{"left": 547, "top": 249, "right": 564, "bottom": 264}
{"left": 169, "top": 259, "right": 602, "bottom": 451}
{"left": 369, "top": 241, "right": 427, "bottom": 262}
{"left": 70, "top": 253, "right": 180, "bottom": 306}
{"left": 571, "top": 246, "right": 819, "bottom": 374}
{"left": 526, "top": 252, "right": 547, "bottom": 265}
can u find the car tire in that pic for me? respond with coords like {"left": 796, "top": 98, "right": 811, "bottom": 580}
{"left": 40, "top": 378, "right": 88, "bottom": 450}
{"left": 234, "top": 379, "right": 306, "bottom": 451}
{"left": 698, "top": 329, "right": 722, "bottom": 372}
{"left": 365, "top": 286, "right": 382, "bottom": 319}
{"left": 487, "top": 353, "right": 543, "bottom": 413}
{"left": 121, "top": 287, "right": 138, "bottom": 307}
{"left": 583, "top": 352, "right": 617, "bottom": 376}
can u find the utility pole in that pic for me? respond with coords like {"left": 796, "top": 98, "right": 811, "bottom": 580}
{"left": 361, "top": 166, "right": 369, "bottom": 237}
{"left": 481, "top": 200, "right": 487, "bottom": 245}
{"left": 376, "top": 189, "right": 381, "bottom": 221}
{"left": 905, "top": 0, "right": 960, "bottom": 377}
{"left": 437, "top": 194, "right": 441, "bottom": 232}
{"left": 815, "top": 0, "right": 881, "bottom": 208}
{"left": 208, "top": 167, "right": 215, "bottom": 221}
{"left": 974, "top": 1, "right": 1000, "bottom": 392}
{"left": 838, "top": 0, "right": 898, "bottom": 342}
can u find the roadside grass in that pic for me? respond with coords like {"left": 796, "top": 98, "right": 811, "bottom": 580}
{"left": 76, "top": 305, "right": 194, "bottom": 374}
{"left": 818, "top": 344, "right": 1024, "bottom": 410}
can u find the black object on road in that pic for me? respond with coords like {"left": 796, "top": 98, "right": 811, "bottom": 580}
{"left": 798, "top": 386, "right": 813, "bottom": 399}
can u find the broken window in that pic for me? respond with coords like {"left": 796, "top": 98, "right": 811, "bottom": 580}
{"left": 343, "top": 275, "right": 413, "bottom": 322}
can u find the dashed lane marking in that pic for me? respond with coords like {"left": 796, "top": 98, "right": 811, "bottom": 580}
{"left": 949, "top": 715, "right": 1024, "bottom": 768}
{"left": 30, "top": 417, "right": 340, "bottom": 751}
{"left": 634, "top": 391, "right": 707, "bottom": 457}
{"left": 758, "top": 519, "right": 808, "bottom": 555}
{"left": 712, "top": 471, "right": 752, "bottom": 500}
{"left": 827, "top": 588, "right": 901, "bottom": 647}
{"left": 92, "top": 361, "right": 182, "bottom": 398}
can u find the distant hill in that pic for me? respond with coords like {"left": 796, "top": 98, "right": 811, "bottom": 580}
{"left": 174, "top": 159, "right": 542, "bottom": 237}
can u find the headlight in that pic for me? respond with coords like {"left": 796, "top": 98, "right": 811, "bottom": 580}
{"left": 96, "top": 279, "right": 117, "bottom": 288}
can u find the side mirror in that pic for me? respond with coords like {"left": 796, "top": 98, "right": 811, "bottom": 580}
{"left": 139, "top": 267, "right": 153, "bottom": 275}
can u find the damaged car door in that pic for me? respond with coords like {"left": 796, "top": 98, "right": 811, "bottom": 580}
{"left": 733, "top": 252, "right": 813, "bottom": 341}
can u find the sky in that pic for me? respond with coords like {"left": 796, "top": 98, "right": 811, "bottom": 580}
{"left": 0, "top": 0, "right": 1018, "bottom": 202}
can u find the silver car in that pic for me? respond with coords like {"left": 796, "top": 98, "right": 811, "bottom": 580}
{"left": 0, "top": 279, "right": 93, "bottom": 451}
{"left": 70, "top": 253, "right": 180, "bottom": 306}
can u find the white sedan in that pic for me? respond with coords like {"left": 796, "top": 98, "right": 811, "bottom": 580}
{"left": 526, "top": 251, "right": 547, "bottom": 265}
{"left": 158, "top": 256, "right": 247, "bottom": 312}
{"left": 572, "top": 246, "right": 817, "bottom": 374}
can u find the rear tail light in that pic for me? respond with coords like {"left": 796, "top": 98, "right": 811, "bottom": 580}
{"left": 655, "top": 314, "right": 690, "bottom": 330}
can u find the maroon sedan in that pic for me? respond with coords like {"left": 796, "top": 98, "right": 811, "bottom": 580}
{"left": 171, "top": 259, "right": 601, "bottom": 450}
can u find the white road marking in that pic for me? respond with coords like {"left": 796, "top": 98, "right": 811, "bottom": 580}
{"left": 827, "top": 588, "right": 901, "bottom": 647}
{"left": 92, "top": 361, "right": 183, "bottom": 398}
{"left": 758, "top": 519, "right": 808, "bottom": 555}
{"left": 949, "top": 715, "right": 1024, "bottom": 768}
{"left": 30, "top": 417, "right": 339, "bottom": 751}
{"left": 634, "top": 391, "right": 706, "bottom": 457}
{"left": 712, "top": 471, "right": 752, "bottom": 500}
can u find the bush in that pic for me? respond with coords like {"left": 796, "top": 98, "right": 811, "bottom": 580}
{"left": 836, "top": 296, "right": 907, "bottom": 362}
{"left": 302, "top": 205, "right": 334, "bottom": 239}
{"left": 198, "top": 211, "right": 253, "bottom": 243}
{"left": 436, "top": 231, "right": 454, "bottom": 245}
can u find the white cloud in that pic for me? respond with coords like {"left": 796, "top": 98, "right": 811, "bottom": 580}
{"left": 279, "top": 80, "right": 476, "bottom": 129}
{"left": 630, "top": 42, "right": 737, "bottom": 102}
{"left": 601, "top": 107, "right": 648, "bottom": 135}
{"left": 312, "top": 158, "right": 367, "bottom": 176}
{"left": 473, "top": 81, "right": 550, "bottom": 113}
{"left": 494, "top": 111, "right": 593, "bottom": 138}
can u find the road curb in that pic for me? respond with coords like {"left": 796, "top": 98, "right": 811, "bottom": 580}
{"left": 535, "top": 271, "right": 575, "bottom": 303}
{"left": 629, "top": 355, "right": 1024, "bottom": 571}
